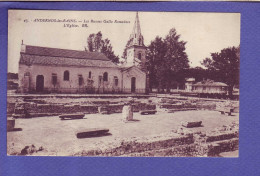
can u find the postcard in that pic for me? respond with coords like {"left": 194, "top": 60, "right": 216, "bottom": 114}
{"left": 7, "top": 10, "right": 240, "bottom": 157}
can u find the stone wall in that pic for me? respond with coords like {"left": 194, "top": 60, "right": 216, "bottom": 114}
{"left": 12, "top": 101, "right": 157, "bottom": 118}
{"left": 205, "top": 132, "right": 239, "bottom": 142}
{"left": 158, "top": 98, "right": 238, "bottom": 111}
{"left": 74, "top": 133, "right": 194, "bottom": 156}
{"left": 73, "top": 129, "right": 239, "bottom": 157}
{"left": 207, "top": 139, "right": 239, "bottom": 157}
{"left": 7, "top": 103, "right": 15, "bottom": 115}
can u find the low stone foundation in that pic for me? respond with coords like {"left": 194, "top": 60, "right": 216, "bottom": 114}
{"left": 74, "top": 133, "right": 194, "bottom": 156}
{"left": 206, "top": 132, "right": 239, "bottom": 142}
{"left": 8, "top": 95, "right": 239, "bottom": 118}
{"left": 11, "top": 101, "right": 157, "bottom": 118}
{"left": 73, "top": 129, "right": 239, "bottom": 157}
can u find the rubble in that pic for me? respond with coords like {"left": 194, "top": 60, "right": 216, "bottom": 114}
{"left": 20, "top": 145, "right": 44, "bottom": 155}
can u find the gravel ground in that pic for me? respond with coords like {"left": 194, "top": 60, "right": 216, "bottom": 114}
{"left": 7, "top": 110, "right": 239, "bottom": 156}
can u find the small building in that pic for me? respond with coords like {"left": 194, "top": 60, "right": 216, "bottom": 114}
{"left": 185, "top": 78, "right": 195, "bottom": 91}
{"left": 18, "top": 12, "right": 147, "bottom": 94}
{"left": 192, "top": 79, "right": 228, "bottom": 94}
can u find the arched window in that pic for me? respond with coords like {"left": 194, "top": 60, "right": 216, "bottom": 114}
{"left": 138, "top": 53, "right": 142, "bottom": 60}
{"left": 103, "top": 72, "right": 108, "bottom": 81}
{"left": 64, "top": 70, "right": 69, "bottom": 81}
{"left": 139, "top": 38, "right": 142, "bottom": 45}
{"left": 89, "top": 71, "right": 92, "bottom": 79}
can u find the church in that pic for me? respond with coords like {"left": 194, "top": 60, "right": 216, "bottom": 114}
{"left": 18, "top": 12, "right": 148, "bottom": 94}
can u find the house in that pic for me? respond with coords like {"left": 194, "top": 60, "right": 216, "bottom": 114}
{"left": 192, "top": 79, "right": 228, "bottom": 94}
{"left": 18, "top": 12, "right": 147, "bottom": 94}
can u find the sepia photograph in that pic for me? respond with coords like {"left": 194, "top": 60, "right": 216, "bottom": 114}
{"left": 7, "top": 10, "right": 240, "bottom": 157}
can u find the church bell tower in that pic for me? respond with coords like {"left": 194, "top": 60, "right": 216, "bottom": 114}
{"left": 126, "top": 12, "right": 147, "bottom": 72}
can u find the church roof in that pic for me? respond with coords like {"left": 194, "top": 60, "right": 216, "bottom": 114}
{"left": 120, "top": 65, "right": 146, "bottom": 75}
{"left": 19, "top": 45, "right": 118, "bottom": 68}
{"left": 127, "top": 12, "right": 145, "bottom": 48}
{"left": 132, "top": 12, "right": 142, "bottom": 39}
{"left": 23, "top": 45, "right": 110, "bottom": 61}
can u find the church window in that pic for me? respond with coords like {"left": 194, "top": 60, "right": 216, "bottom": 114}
{"left": 114, "top": 76, "right": 118, "bottom": 86}
{"left": 139, "top": 38, "right": 142, "bottom": 45}
{"left": 103, "top": 72, "right": 108, "bottom": 81}
{"left": 52, "top": 73, "right": 57, "bottom": 85}
{"left": 138, "top": 53, "right": 142, "bottom": 60}
{"left": 78, "top": 75, "right": 83, "bottom": 86}
{"left": 89, "top": 71, "right": 92, "bottom": 79}
{"left": 64, "top": 70, "right": 69, "bottom": 81}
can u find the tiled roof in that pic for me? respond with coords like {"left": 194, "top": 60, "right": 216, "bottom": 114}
{"left": 19, "top": 45, "right": 118, "bottom": 68}
{"left": 23, "top": 45, "right": 110, "bottom": 61}
{"left": 20, "top": 54, "right": 118, "bottom": 68}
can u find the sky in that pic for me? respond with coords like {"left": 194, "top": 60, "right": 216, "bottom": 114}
{"left": 8, "top": 10, "right": 240, "bottom": 73}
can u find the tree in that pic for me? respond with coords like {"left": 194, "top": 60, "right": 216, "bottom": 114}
{"left": 201, "top": 46, "right": 240, "bottom": 97}
{"left": 87, "top": 31, "right": 119, "bottom": 63}
{"left": 100, "top": 39, "right": 119, "bottom": 63}
{"left": 146, "top": 28, "right": 190, "bottom": 91}
{"left": 146, "top": 36, "right": 167, "bottom": 90}
{"left": 184, "top": 67, "right": 207, "bottom": 82}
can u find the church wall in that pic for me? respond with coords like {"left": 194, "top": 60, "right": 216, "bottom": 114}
{"left": 122, "top": 67, "right": 146, "bottom": 93}
{"left": 19, "top": 63, "right": 122, "bottom": 93}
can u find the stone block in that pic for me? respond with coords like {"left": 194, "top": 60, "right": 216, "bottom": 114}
{"left": 218, "top": 107, "right": 233, "bottom": 116}
{"left": 122, "top": 105, "right": 133, "bottom": 121}
{"left": 233, "top": 107, "right": 239, "bottom": 113}
{"left": 7, "top": 119, "right": 15, "bottom": 131}
{"left": 182, "top": 121, "right": 202, "bottom": 128}
{"left": 140, "top": 110, "right": 157, "bottom": 115}
{"left": 59, "top": 114, "right": 85, "bottom": 120}
{"left": 76, "top": 128, "right": 109, "bottom": 138}
{"left": 168, "top": 108, "right": 196, "bottom": 113}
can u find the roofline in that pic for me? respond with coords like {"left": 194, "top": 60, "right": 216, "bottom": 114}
{"left": 121, "top": 65, "right": 146, "bottom": 75}
{"left": 20, "top": 52, "right": 110, "bottom": 62}
{"left": 22, "top": 44, "right": 110, "bottom": 61}
{"left": 25, "top": 45, "right": 90, "bottom": 54}
{"left": 19, "top": 62, "right": 120, "bottom": 69}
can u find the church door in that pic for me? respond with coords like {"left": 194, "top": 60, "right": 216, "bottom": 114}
{"left": 36, "top": 75, "right": 44, "bottom": 92}
{"left": 131, "top": 77, "right": 136, "bottom": 93}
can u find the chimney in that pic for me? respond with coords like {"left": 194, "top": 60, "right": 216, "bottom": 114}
{"left": 21, "top": 40, "right": 26, "bottom": 53}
